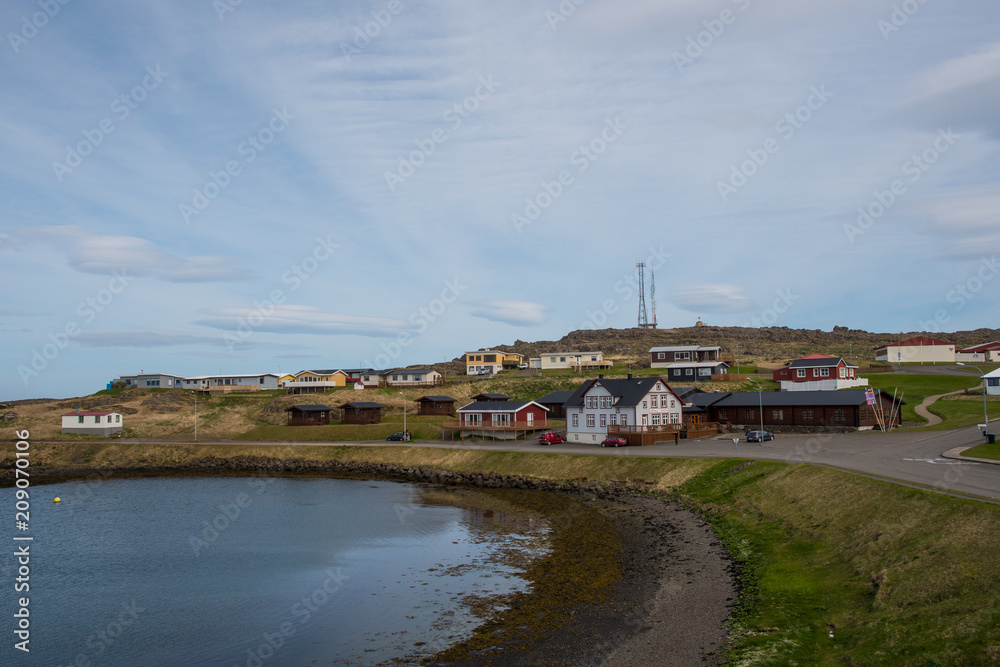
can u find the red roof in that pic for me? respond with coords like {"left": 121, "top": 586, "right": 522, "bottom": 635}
{"left": 800, "top": 353, "right": 837, "bottom": 359}
{"left": 62, "top": 411, "right": 117, "bottom": 416}
{"left": 958, "top": 341, "right": 1000, "bottom": 353}
{"left": 876, "top": 336, "right": 954, "bottom": 349}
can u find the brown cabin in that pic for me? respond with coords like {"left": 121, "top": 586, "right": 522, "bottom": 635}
{"left": 416, "top": 395, "right": 457, "bottom": 416}
{"left": 339, "top": 401, "right": 384, "bottom": 425}
{"left": 285, "top": 404, "right": 332, "bottom": 426}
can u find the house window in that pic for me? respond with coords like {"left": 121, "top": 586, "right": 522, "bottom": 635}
{"left": 414, "top": 375, "right": 422, "bottom": 381}
{"left": 652, "top": 414, "right": 661, "bottom": 425}
{"left": 718, "top": 409, "right": 728, "bottom": 420}
{"left": 677, "top": 351, "right": 691, "bottom": 360}
{"left": 466, "top": 414, "right": 482, "bottom": 425}
{"left": 550, "top": 357, "right": 557, "bottom": 363}
{"left": 820, "top": 368, "right": 830, "bottom": 377}
{"left": 670, "top": 400, "right": 676, "bottom": 408}
{"left": 698, "top": 368, "right": 711, "bottom": 376}
{"left": 796, "top": 369, "right": 806, "bottom": 378}
{"left": 685, "top": 369, "right": 693, "bottom": 376}
{"left": 591, "top": 356, "right": 598, "bottom": 362}
{"left": 803, "top": 409, "right": 814, "bottom": 420}
{"left": 493, "top": 413, "right": 510, "bottom": 425}
{"left": 745, "top": 409, "right": 755, "bottom": 420}
{"left": 650, "top": 396, "right": 658, "bottom": 408}
{"left": 642, "top": 401, "right": 648, "bottom": 408}
{"left": 620, "top": 415, "right": 628, "bottom": 426}
{"left": 600, "top": 414, "right": 606, "bottom": 427}
{"left": 94, "top": 416, "right": 101, "bottom": 423}
{"left": 572, "top": 414, "right": 579, "bottom": 427}
{"left": 393, "top": 375, "right": 399, "bottom": 381}
{"left": 78, "top": 416, "right": 84, "bottom": 423}
{"left": 834, "top": 409, "right": 846, "bottom": 422}
{"left": 642, "top": 415, "right": 648, "bottom": 426}
{"left": 609, "top": 414, "right": 617, "bottom": 425}
{"left": 560, "top": 357, "right": 566, "bottom": 363}
{"left": 586, "top": 414, "right": 595, "bottom": 428}
{"left": 657, "top": 352, "right": 665, "bottom": 359}
{"left": 839, "top": 367, "right": 846, "bottom": 378}
{"left": 772, "top": 409, "right": 783, "bottom": 420}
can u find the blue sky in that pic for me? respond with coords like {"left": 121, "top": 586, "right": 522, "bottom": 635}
{"left": 2, "top": 0, "right": 998, "bottom": 400}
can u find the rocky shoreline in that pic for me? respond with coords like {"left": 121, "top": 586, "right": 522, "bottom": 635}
{"left": 11, "top": 456, "right": 737, "bottom": 665}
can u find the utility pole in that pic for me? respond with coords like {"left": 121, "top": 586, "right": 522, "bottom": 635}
{"left": 637, "top": 262, "right": 649, "bottom": 328}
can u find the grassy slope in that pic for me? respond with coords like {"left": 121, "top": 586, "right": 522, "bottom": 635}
{"left": 863, "top": 373, "right": 983, "bottom": 424}
{"left": 9, "top": 443, "right": 1000, "bottom": 665}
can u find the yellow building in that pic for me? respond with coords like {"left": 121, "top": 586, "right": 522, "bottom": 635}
{"left": 464, "top": 350, "right": 525, "bottom": 375}
{"left": 284, "top": 369, "right": 348, "bottom": 394}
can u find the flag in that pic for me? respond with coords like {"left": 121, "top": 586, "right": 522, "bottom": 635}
{"left": 865, "top": 388, "right": 876, "bottom": 405}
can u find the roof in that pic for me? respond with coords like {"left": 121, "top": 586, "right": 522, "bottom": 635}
{"left": 339, "top": 402, "right": 384, "bottom": 409}
{"left": 564, "top": 376, "right": 679, "bottom": 409}
{"left": 787, "top": 357, "right": 855, "bottom": 369}
{"left": 62, "top": 411, "right": 119, "bottom": 416}
{"left": 185, "top": 373, "right": 280, "bottom": 380}
{"left": 285, "top": 404, "right": 332, "bottom": 412}
{"left": 712, "top": 390, "right": 904, "bottom": 408}
{"left": 875, "top": 336, "right": 954, "bottom": 350}
{"left": 649, "top": 345, "right": 721, "bottom": 353}
{"left": 472, "top": 392, "right": 510, "bottom": 400}
{"left": 457, "top": 400, "right": 548, "bottom": 413}
{"left": 296, "top": 369, "right": 348, "bottom": 376}
{"left": 540, "top": 351, "right": 603, "bottom": 356}
{"left": 958, "top": 341, "right": 1000, "bottom": 353}
{"left": 671, "top": 386, "right": 706, "bottom": 399}
{"left": 664, "top": 361, "right": 730, "bottom": 368}
{"left": 388, "top": 368, "right": 438, "bottom": 375}
{"left": 535, "top": 390, "right": 575, "bottom": 404}
{"left": 683, "top": 392, "right": 731, "bottom": 409}
{"left": 417, "top": 395, "right": 456, "bottom": 402}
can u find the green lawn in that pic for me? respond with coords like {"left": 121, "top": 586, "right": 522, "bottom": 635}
{"left": 924, "top": 394, "right": 1000, "bottom": 431}
{"left": 864, "top": 374, "right": 983, "bottom": 424}
{"left": 962, "top": 442, "right": 1000, "bottom": 460}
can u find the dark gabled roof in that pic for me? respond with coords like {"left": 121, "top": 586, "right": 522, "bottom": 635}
{"left": 338, "top": 402, "right": 384, "bottom": 409}
{"left": 672, "top": 386, "right": 706, "bottom": 399}
{"left": 472, "top": 392, "right": 510, "bottom": 401}
{"left": 712, "top": 390, "right": 903, "bottom": 408}
{"left": 417, "top": 395, "right": 456, "bottom": 403}
{"left": 787, "top": 357, "right": 852, "bottom": 369}
{"left": 564, "top": 376, "right": 677, "bottom": 409}
{"left": 535, "top": 390, "right": 575, "bottom": 404}
{"left": 340, "top": 368, "right": 379, "bottom": 374}
{"left": 285, "top": 404, "right": 332, "bottom": 412}
{"left": 683, "top": 392, "right": 731, "bottom": 409}
{"left": 457, "top": 400, "right": 547, "bottom": 413}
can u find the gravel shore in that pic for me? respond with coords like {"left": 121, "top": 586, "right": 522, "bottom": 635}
{"left": 456, "top": 494, "right": 736, "bottom": 666}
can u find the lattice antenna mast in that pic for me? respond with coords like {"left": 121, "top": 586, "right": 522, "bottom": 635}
{"left": 650, "top": 270, "right": 657, "bottom": 328}
{"left": 636, "top": 262, "right": 649, "bottom": 328}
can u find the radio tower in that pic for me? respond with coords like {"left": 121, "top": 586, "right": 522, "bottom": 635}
{"left": 637, "top": 262, "right": 650, "bottom": 328}
{"left": 650, "top": 270, "right": 657, "bottom": 328}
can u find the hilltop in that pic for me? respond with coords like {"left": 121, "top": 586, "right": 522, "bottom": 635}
{"left": 464, "top": 325, "right": 1000, "bottom": 369}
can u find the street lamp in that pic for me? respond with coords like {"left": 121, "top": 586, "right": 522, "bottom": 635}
{"left": 747, "top": 377, "right": 764, "bottom": 439}
{"left": 626, "top": 347, "right": 631, "bottom": 375}
{"left": 399, "top": 391, "right": 407, "bottom": 440}
{"left": 957, "top": 362, "right": 989, "bottom": 439}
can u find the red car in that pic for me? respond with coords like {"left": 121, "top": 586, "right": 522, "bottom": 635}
{"left": 538, "top": 431, "right": 566, "bottom": 445}
{"left": 601, "top": 436, "right": 628, "bottom": 448}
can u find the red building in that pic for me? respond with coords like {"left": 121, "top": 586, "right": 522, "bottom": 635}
{"left": 773, "top": 355, "right": 858, "bottom": 383}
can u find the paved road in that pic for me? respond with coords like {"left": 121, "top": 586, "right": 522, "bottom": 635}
{"left": 110, "top": 420, "right": 1000, "bottom": 502}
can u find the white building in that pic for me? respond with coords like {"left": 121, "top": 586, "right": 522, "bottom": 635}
{"left": 563, "top": 376, "right": 684, "bottom": 444}
{"left": 61, "top": 411, "right": 124, "bottom": 436}
{"left": 538, "top": 351, "right": 612, "bottom": 371}
{"left": 985, "top": 368, "right": 1000, "bottom": 397}
{"left": 874, "top": 336, "right": 955, "bottom": 364}
{"left": 957, "top": 342, "right": 1000, "bottom": 364}
{"left": 180, "top": 374, "right": 281, "bottom": 392}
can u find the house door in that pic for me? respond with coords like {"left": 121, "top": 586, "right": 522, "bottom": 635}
{"left": 642, "top": 415, "right": 648, "bottom": 426}
{"left": 689, "top": 414, "right": 701, "bottom": 425}
{"left": 526, "top": 413, "right": 534, "bottom": 425}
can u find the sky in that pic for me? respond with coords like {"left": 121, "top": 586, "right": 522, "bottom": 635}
{"left": 2, "top": 0, "right": 999, "bottom": 400}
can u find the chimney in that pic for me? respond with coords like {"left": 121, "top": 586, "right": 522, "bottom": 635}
{"left": 627, "top": 373, "right": 633, "bottom": 380}
{"left": 598, "top": 374, "right": 604, "bottom": 379}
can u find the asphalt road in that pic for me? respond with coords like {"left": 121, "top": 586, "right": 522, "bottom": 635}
{"left": 113, "top": 420, "right": 1000, "bottom": 503}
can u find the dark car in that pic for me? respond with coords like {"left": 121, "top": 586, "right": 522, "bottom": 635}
{"left": 386, "top": 432, "right": 407, "bottom": 441}
{"left": 601, "top": 436, "right": 628, "bottom": 448}
{"left": 538, "top": 431, "right": 567, "bottom": 445}
{"left": 746, "top": 430, "right": 774, "bottom": 442}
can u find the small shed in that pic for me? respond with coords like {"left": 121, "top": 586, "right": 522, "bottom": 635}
{"left": 471, "top": 392, "right": 510, "bottom": 402}
{"left": 339, "top": 401, "right": 384, "bottom": 425}
{"left": 416, "top": 395, "right": 457, "bottom": 416}
{"left": 61, "top": 411, "right": 124, "bottom": 436}
{"left": 285, "top": 404, "right": 332, "bottom": 426}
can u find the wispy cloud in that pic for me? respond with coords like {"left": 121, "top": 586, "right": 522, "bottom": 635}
{"left": 668, "top": 284, "right": 756, "bottom": 314}
{"left": 471, "top": 300, "right": 550, "bottom": 326}
{"left": 195, "top": 305, "right": 408, "bottom": 338}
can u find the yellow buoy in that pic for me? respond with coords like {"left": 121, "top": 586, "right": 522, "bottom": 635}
{"left": 54, "top": 497, "right": 60, "bottom": 503}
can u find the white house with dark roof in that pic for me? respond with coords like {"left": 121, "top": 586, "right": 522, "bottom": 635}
{"left": 649, "top": 346, "right": 721, "bottom": 367}
{"left": 563, "top": 376, "right": 684, "bottom": 443}
{"left": 385, "top": 369, "right": 442, "bottom": 386}
{"left": 984, "top": 368, "right": 1000, "bottom": 397}
{"left": 61, "top": 411, "right": 124, "bottom": 436}
{"left": 539, "top": 351, "right": 612, "bottom": 371}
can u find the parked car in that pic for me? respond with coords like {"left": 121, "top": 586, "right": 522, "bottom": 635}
{"left": 601, "top": 436, "right": 629, "bottom": 448}
{"left": 746, "top": 430, "right": 774, "bottom": 442}
{"left": 538, "top": 431, "right": 566, "bottom": 445}
{"left": 386, "top": 432, "right": 407, "bottom": 441}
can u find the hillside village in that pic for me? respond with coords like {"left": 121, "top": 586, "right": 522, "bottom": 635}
{"left": 8, "top": 327, "right": 1000, "bottom": 444}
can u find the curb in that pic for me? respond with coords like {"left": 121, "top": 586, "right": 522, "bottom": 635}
{"left": 942, "top": 445, "right": 1000, "bottom": 465}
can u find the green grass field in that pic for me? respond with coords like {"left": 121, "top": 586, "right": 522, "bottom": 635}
{"left": 864, "top": 373, "right": 983, "bottom": 424}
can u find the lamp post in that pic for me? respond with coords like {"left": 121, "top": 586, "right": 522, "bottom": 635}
{"left": 958, "top": 362, "right": 989, "bottom": 439}
{"left": 191, "top": 390, "right": 198, "bottom": 442}
{"left": 400, "top": 391, "right": 407, "bottom": 440}
{"left": 626, "top": 346, "right": 631, "bottom": 375}
{"left": 747, "top": 377, "right": 764, "bottom": 439}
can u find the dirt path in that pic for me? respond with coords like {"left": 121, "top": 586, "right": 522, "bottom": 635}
{"left": 914, "top": 389, "right": 967, "bottom": 426}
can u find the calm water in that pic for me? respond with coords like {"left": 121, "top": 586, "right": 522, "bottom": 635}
{"left": 6, "top": 476, "right": 550, "bottom": 666}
